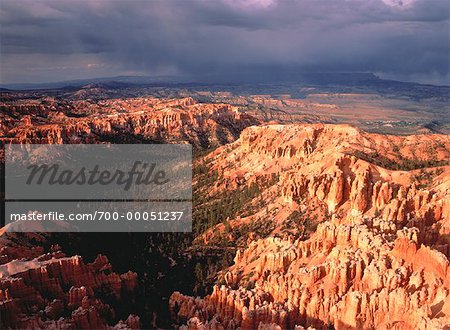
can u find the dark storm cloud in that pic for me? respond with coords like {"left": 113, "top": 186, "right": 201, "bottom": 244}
{"left": 0, "top": 0, "right": 449, "bottom": 84}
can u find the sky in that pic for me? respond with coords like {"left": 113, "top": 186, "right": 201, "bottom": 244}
{"left": 0, "top": 0, "right": 449, "bottom": 85}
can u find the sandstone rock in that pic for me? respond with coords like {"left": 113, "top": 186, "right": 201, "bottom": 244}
{"left": 171, "top": 124, "right": 450, "bottom": 329}
{"left": 0, "top": 232, "right": 139, "bottom": 329}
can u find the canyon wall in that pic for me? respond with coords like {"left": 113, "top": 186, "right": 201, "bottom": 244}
{"left": 1, "top": 97, "right": 258, "bottom": 147}
{"left": 171, "top": 124, "right": 450, "bottom": 329}
{"left": 0, "top": 231, "right": 139, "bottom": 329}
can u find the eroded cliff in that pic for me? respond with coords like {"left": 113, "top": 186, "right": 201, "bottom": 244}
{"left": 172, "top": 124, "right": 450, "bottom": 329}
{"left": 0, "top": 231, "right": 139, "bottom": 329}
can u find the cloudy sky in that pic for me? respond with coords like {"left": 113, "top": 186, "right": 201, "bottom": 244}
{"left": 1, "top": 0, "right": 449, "bottom": 85}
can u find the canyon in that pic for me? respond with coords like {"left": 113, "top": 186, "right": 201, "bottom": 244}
{"left": 0, "top": 230, "right": 139, "bottom": 329}
{"left": 171, "top": 124, "right": 450, "bottom": 329}
{"left": 1, "top": 85, "right": 449, "bottom": 329}
{"left": 0, "top": 96, "right": 257, "bottom": 148}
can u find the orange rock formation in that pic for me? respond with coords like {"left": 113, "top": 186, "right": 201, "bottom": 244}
{"left": 0, "top": 232, "right": 139, "bottom": 329}
{"left": 171, "top": 124, "right": 450, "bottom": 329}
{"left": 1, "top": 97, "right": 258, "bottom": 147}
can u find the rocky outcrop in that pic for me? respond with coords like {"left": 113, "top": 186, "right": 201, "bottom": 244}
{"left": 1, "top": 97, "right": 258, "bottom": 148}
{"left": 280, "top": 155, "right": 449, "bottom": 223}
{"left": 172, "top": 124, "right": 450, "bottom": 329}
{"left": 171, "top": 219, "right": 450, "bottom": 329}
{"left": 2, "top": 89, "right": 450, "bottom": 330}
{"left": 206, "top": 123, "right": 449, "bottom": 229}
{"left": 0, "top": 232, "right": 139, "bottom": 329}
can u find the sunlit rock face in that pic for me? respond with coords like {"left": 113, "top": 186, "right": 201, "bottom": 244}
{"left": 0, "top": 95, "right": 260, "bottom": 329}
{"left": 0, "top": 97, "right": 258, "bottom": 147}
{"left": 0, "top": 231, "right": 139, "bottom": 329}
{"left": 170, "top": 124, "right": 450, "bottom": 329}
{"left": 1, "top": 90, "right": 450, "bottom": 329}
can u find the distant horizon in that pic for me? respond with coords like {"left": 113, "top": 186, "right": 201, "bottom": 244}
{"left": 2, "top": 71, "right": 450, "bottom": 91}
